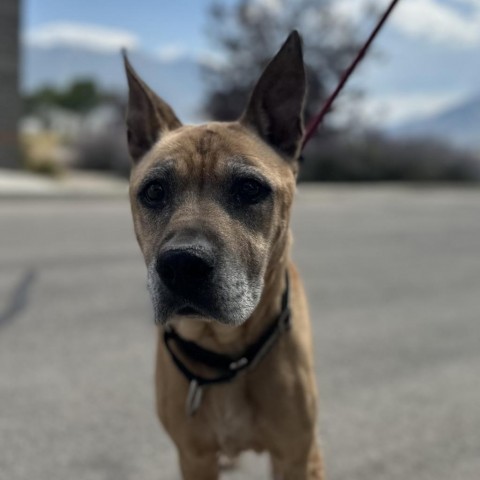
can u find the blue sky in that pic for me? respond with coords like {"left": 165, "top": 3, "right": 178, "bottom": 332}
{"left": 22, "top": 0, "right": 480, "bottom": 126}
{"left": 22, "top": 0, "right": 236, "bottom": 55}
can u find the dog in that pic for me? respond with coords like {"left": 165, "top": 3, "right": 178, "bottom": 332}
{"left": 123, "top": 31, "right": 324, "bottom": 480}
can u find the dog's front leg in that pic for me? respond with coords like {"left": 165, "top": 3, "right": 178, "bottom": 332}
{"left": 178, "top": 451, "right": 219, "bottom": 480}
{"left": 271, "top": 442, "right": 324, "bottom": 480}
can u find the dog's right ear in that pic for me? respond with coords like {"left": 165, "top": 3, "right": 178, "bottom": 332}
{"left": 123, "top": 51, "right": 182, "bottom": 162}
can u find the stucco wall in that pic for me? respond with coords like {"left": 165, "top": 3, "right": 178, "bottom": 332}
{"left": 0, "top": 0, "right": 20, "bottom": 168}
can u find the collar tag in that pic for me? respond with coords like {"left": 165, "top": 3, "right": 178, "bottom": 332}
{"left": 165, "top": 271, "right": 291, "bottom": 417}
{"left": 186, "top": 379, "right": 203, "bottom": 417}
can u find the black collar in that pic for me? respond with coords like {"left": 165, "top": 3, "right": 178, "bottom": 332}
{"left": 163, "top": 272, "right": 291, "bottom": 416}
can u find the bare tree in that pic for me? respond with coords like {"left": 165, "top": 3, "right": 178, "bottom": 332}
{"left": 202, "top": 0, "right": 373, "bottom": 125}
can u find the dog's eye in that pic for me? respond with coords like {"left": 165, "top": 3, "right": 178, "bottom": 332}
{"left": 233, "top": 178, "right": 270, "bottom": 205}
{"left": 141, "top": 182, "right": 166, "bottom": 207}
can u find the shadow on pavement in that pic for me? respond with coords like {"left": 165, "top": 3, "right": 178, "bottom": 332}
{"left": 0, "top": 268, "right": 37, "bottom": 327}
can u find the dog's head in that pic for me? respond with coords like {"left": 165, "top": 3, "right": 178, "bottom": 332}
{"left": 125, "top": 32, "right": 306, "bottom": 325}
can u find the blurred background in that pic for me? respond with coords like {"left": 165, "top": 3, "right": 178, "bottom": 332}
{"left": 1, "top": 1, "right": 479, "bottom": 479}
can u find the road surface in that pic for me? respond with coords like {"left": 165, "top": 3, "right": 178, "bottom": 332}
{"left": 1, "top": 187, "right": 479, "bottom": 479}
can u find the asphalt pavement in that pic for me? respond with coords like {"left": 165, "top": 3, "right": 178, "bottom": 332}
{"left": 1, "top": 186, "right": 479, "bottom": 480}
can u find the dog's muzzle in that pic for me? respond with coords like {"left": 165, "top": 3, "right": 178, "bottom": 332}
{"left": 147, "top": 229, "right": 262, "bottom": 325}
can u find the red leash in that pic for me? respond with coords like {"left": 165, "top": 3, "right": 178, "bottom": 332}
{"left": 302, "top": 0, "right": 401, "bottom": 150}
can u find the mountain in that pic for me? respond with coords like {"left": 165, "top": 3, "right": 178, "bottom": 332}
{"left": 21, "top": 45, "right": 480, "bottom": 152}
{"left": 394, "top": 95, "right": 480, "bottom": 151}
{"left": 21, "top": 45, "right": 207, "bottom": 122}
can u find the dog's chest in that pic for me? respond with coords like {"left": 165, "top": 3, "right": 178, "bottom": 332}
{"left": 205, "top": 381, "right": 258, "bottom": 456}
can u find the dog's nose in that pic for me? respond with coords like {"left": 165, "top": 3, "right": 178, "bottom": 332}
{"left": 157, "top": 247, "right": 215, "bottom": 295}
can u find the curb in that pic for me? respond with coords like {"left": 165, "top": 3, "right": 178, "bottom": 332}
{"left": 0, "top": 169, "right": 130, "bottom": 200}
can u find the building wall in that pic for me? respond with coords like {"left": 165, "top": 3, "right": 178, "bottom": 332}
{"left": 0, "top": 0, "right": 20, "bottom": 168}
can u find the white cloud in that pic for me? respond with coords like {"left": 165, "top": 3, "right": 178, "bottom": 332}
{"left": 357, "top": 90, "right": 469, "bottom": 126}
{"left": 156, "top": 44, "right": 187, "bottom": 62}
{"left": 245, "top": 0, "right": 283, "bottom": 21}
{"left": 333, "top": 0, "right": 376, "bottom": 21}
{"left": 256, "top": 0, "right": 283, "bottom": 13}
{"left": 334, "top": 0, "right": 480, "bottom": 48}
{"left": 196, "top": 51, "right": 226, "bottom": 71}
{"left": 24, "top": 22, "right": 139, "bottom": 52}
{"left": 392, "top": 0, "right": 480, "bottom": 47}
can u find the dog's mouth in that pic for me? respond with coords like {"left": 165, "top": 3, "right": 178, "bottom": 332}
{"left": 147, "top": 260, "right": 263, "bottom": 326}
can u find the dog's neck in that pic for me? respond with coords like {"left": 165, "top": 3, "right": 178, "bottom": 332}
{"left": 173, "top": 230, "right": 291, "bottom": 353}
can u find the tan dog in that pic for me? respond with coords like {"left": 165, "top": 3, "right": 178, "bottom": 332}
{"left": 124, "top": 31, "right": 323, "bottom": 480}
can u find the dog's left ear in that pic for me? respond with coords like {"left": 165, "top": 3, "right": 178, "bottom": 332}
{"left": 123, "top": 51, "right": 182, "bottom": 162}
{"left": 241, "top": 31, "right": 306, "bottom": 160}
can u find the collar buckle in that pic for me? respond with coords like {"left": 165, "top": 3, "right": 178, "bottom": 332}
{"left": 229, "top": 357, "right": 248, "bottom": 371}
